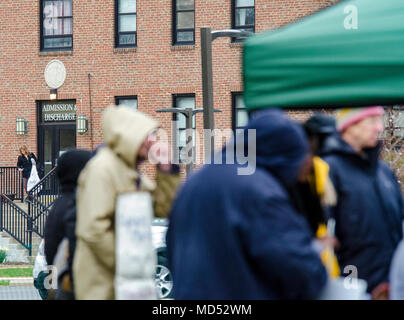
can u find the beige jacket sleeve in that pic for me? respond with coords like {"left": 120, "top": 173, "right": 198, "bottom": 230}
{"left": 152, "top": 168, "right": 181, "bottom": 218}
{"left": 76, "top": 166, "right": 116, "bottom": 272}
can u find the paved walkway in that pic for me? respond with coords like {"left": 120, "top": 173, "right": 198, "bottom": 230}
{"left": 0, "top": 284, "right": 40, "bottom": 300}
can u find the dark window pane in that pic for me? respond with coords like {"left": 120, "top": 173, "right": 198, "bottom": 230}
{"left": 177, "top": 0, "right": 194, "bottom": 11}
{"left": 235, "top": 8, "right": 255, "bottom": 26}
{"left": 117, "top": 98, "right": 138, "bottom": 109}
{"left": 63, "top": 18, "right": 73, "bottom": 34}
{"left": 178, "top": 131, "right": 196, "bottom": 149}
{"left": 119, "top": 33, "right": 136, "bottom": 45}
{"left": 44, "top": 0, "right": 72, "bottom": 17}
{"left": 235, "top": 95, "right": 245, "bottom": 109}
{"left": 236, "top": 0, "right": 254, "bottom": 7}
{"left": 177, "top": 31, "right": 194, "bottom": 43}
{"left": 43, "top": 18, "right": 72, "bottom": 36}
{"left": 177, "top": 11, "right": 194, "bottom": 29}
{"left": 43, "top": 18, "right": 56, "bottom": 35}
{"left": 44, "top": 37, "right": 72, "bottom": 48}
{"left": 119, "top": 14, "right": 137, "bottom": 32}
{"left": 176, "top": 114, "right": 187, "bottom": 130}
{"left": 44, "top": 1, "right": 57, "bottom": 18}
{"left": 175, "top": 96, "right": 195, "bottom": 129}
{"left": 237, "top": 109, "right": 249, "bottom": 127}
{"left": 119, "top": 0, "right": 137, "bottom": 13}
{"left": 63, "top": 0, "right": 73, "bottom": 16}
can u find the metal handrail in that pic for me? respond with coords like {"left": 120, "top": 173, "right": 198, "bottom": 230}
{"left": 28, "top": 166, "right": 57, "bottom": 197}
{"left": 0, "top": 167, "right": 60, "bottom": 255}
{"left": 28, "top": 167, "right": 59, "bottom": 238}
{"left": 0, "top": 194, "right": 32, "bottom": 255}
{"left": 0, "top": 167, "right": 24, "bottom": 201}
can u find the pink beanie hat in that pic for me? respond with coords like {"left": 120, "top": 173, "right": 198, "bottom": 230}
{"left": 336, "top": 106, "right": 384, "bottom": 132}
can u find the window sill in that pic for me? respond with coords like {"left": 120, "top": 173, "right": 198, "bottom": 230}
{"left": 39, "top": 50, "right": 73, "bottom": 57}
{"left": 171, "top": 45, "right": 195, "bottom": 51}
{"left": 114, "top": 48, "right": 137, "bottom": 54}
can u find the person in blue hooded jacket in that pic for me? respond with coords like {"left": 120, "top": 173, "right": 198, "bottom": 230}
{"left": 321, "top": 107, "right": 404, "bottom": 299}
{"left": 166, "top": 109, "right": 327, "bottom": 300}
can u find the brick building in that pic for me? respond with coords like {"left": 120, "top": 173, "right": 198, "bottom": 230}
{"left": 0, "top": 0, "right": 338, "bottom": 176}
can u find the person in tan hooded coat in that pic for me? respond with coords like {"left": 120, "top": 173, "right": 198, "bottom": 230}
{"left": 73, "top": 106, "right": 181, "bottom": 300}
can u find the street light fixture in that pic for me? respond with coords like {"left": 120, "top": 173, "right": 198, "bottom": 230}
{"left": 77, "top": 114, "right": 88, "bottom": 134}
{"left": 50, "top": 88, "right": 58, "bottom": 101}
{"left": 200, "top": 27, "right": 252, "bottom": 162}
{"left": 156, "top": 107, "right": 221, "bottom": 176}
{"left": 16, "top": 117, "right": 27, "bottom": 135}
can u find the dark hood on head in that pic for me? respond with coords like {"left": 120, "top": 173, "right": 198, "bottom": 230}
{"left": 321, "top": 133, "right": 354, "bottom": 156}
{"left": 233, "top": 108, "right": 308, "bottom": 186}
{"left": 57, "top": 149, "right": 92, "bottom": 193}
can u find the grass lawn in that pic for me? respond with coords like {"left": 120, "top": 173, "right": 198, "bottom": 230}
{"left": 0, "top": 281, "right": 10, "bottom": 286}
{"left": 0, "top": 268, "right": 33, "bottom": 278}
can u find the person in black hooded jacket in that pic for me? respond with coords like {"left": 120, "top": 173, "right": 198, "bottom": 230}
{"left": 167, "top": 109, "right": 327, "bottom": 300}
{"left": 44, "top": 149, "right": 92, "bottom": 299}
{"left": 321, "top": 107, "right": 404, "bottom": 299}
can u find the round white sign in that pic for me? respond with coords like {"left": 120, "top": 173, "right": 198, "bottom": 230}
{"left": 44, "top": 60, "right": 66, "bottom": 89}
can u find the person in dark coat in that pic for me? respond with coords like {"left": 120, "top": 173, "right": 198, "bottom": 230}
{"left": 166, "top": 109, "right": 328, "bottom": 300}
{"left": 17, "top": 145, "right": 38, "bottom": 201}
{"left": 321, "top": 106, "right": 404, "bottom": 298}
{"left": 44, "top": 149, "right": 92, "bottom": 300}
{"left": 290, "top": 113, "right": 338, "bottom": 235}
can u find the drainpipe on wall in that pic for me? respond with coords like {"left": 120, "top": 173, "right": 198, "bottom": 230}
{"left": 88, "top": 73, "right": 94, "bottom": 150}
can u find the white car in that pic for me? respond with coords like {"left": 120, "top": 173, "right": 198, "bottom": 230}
{"left": 33, "top": 219, "right": 174, "bottom": 300}
{"left": 152, "top": 218, "right": 173, "bottom": 299}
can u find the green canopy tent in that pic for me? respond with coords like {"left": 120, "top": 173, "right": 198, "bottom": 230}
{"left": 243, "top": 0, "right": 404, "bottom": 110}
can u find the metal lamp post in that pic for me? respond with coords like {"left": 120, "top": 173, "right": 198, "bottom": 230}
{"left": 200, "top": 27, "right": 252, "bottom": 161}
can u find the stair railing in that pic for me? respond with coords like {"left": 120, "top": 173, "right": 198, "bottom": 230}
{"left": 28, "top": 167, "right": 59, "bottom": 238}
{"left": 0, "top": 194, "right": 33, "bottom": 255}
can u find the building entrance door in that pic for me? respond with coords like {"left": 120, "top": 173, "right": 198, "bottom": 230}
{"left": 37, "top": 100, "right": 77, "bottom": 176}
{"left": 39, "top": 125, "right": 76, "bottom": 176}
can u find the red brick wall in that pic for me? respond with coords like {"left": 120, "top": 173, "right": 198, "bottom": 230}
{"left": 0, "top": 0, "right": 337, "bottom": 176}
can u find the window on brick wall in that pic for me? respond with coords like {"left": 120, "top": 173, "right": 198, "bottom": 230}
{"left": 115, "top": 0, "right": 137, "bottom": 47}
{"left": 232, "top": 0, "right": 255, "bottom": 42}
{"left": 232, "top": 93, "right": 249, "bottom": 130}
{"left": 173, "top": 0, "right": 195, "bottom": 45}
{"left": 41, "top": 0, "right": 73, "bottom": 51}
{"left": 115, "top": 96, "right": 138, "bottom": 109}
{"left": 173, "top": 94, "right": 196, "bottom": 163}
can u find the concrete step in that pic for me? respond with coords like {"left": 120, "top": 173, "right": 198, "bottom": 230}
{"left": 1, "top": 199, "right": 47, "bottom": 260}
{"left": 0, "top": 232, "right": 31, "bottom": 263}
{"left": 5, "top": 255, "right": 29, "bottom": 264}
{"left": 0, "top": 237, "right": 10, "bottom": 247}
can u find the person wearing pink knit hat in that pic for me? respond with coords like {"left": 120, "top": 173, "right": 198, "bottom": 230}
{"left": 322, "top": 106, "right": 403, "bottom": 300}
{"left": 335, "top": 106, "right": 385, "bottom": 154}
